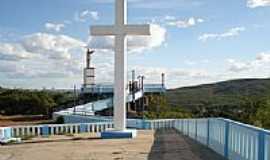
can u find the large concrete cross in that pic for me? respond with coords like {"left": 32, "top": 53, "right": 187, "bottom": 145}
{"left": 90, "top": 0, "right": 150, "bottom": 131}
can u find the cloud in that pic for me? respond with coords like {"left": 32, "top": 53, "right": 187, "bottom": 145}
{"left": 128, "top": 66, "right": 210, "bottom": 88}
{"left": 198, "top": 27, "right": 245, "bottom": 42}
{"left": 0, "top": 28, "right": 166, "bottom": 86}
{"left": 0, "top": 33, "right": 86, "bottom": 80}
{"left": 0, "top": 43, "right": 33, "bottom": 61}
{"left": 21, "top": 33, "right": 85, "bottom": 60}
{"left": 247, "top": 0, "right": 270, "bottom": 8}
{"left": 227, "top": 52, "right": 270, "bottom": 73}
{"left": 88, "top": 24, "right": 167, "bottom": 53}
{"left": 75, "top": 10, "right": 100, "bottom": 22}
{"left": 197, "top": 18, "right": 204, "bottom": 23}
{"left": 227, "top": 59, "right": 252, "bottom": 72}
{"left": 164, "top": 16, "right": 176, "bottom": 21}
{"left": 0, "top": 62, "right": 18, "bottom": 73}
{"left": 45, "top": 23, "right": 65, "bottom": 32}
{"left": 166, "top": 17, "right": 204, "bottom": 28}
{"left": 256, "top": 52, "right": 270, "bottom": 62}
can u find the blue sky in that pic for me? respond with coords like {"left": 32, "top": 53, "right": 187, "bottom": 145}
{"left": 0, "top": 0, "right": 270, "bottom": 89}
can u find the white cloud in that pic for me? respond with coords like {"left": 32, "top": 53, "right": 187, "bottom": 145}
{"left": 227, "top": 52, "right": 270, "bottom": 73}
{"left": 197, "top": 18, "right": 204, "bottom": 23}
{"left": 0, "top": 43, "right": 33, "bottom": 61}
{"left": 75, "top": 10, "right": 100, "bottom": 22}
{"left": 247, "top": 0, "right": 270, "bottom": 8}
{"left": 88, "top": 24, "right": 167, "bottom": 53}
{"left": 21, "top": 33, "right": 85, "bottom": 60}
{"left": 129, "top": 66, "right": 210, "bottom": 88}
{"left": 45, "top": 23, "right": 65, "bottom": 32}
{"left": 166, "top": 17, "right": 203, "bottom": 28}
{"left": 0, "top": 28, "right": 166, "bottom": 87}
{"left": 227, "top": 59, "right": 252, "bottom": 72}
{"left": 0, "top": 62, "right": 18, "bottom": 73}
{"left": 0, "top": 33, "right": 86, "bottom": 80}
{"left": 198, "top": 27, "right": 245, "bottom": 42}
{"left": 89, "top": 11, "right": 99, "bottom": 20}
{"left": 166, "top": 17, "right": 204, "bottom": 28}
{"left": 256, "top": 52, "right": 270, "bottom": 62}
{"left": 164, "top": 15, "right": 176, "bottom": 21}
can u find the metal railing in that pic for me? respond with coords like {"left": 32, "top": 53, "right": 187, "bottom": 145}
{"left": 174, "top": 118, "right": 270, "bottom": 160}
{"left": 10, "top": 122, "right": 113, "bottom": 137}
{"left": 82, "top": 84, "right": 166, "bottom": 94}
{"left": 1, "top": 118, "right": 270, "bottom": 160}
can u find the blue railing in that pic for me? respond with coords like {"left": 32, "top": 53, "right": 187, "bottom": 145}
{"left": 82, "top": 83, "right": 166, "bottom": 94}
{"left": 1, "top": 117, "right": 270, "bottom": 160}
{"left": 174, "top": 118, "right": 270, "bottom": 160}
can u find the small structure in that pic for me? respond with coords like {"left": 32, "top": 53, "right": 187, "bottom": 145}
{"left": 83, "top": 49, "right": 95, "bottom": 89}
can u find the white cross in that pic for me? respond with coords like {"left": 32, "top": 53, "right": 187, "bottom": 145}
{"left": 90, "top": 0, "right": 150, "bottom": 131}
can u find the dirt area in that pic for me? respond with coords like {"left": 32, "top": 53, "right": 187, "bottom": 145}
{"left": 0, "top": 115, "right": 53, "bottom": 127}
{"left": 0, "top": 129, "right": 226, "bottom": 160}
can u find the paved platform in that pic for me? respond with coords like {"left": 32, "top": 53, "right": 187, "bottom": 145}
{"left": 148, "top": 129, "right": 226, "bottom": 160}
{"left": 0, "top": 129, "right": 225, "bottom": 160}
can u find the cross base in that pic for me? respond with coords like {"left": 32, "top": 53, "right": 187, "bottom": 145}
{"left": 100, "top": 129, "right": 137, "bottom": 139}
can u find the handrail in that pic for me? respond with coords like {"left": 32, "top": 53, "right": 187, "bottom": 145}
{"left": 174, "top": 118, "right": 270, "bottom": 160}
{"left": 220, "top": 118, "right": 270, "bottom": 135}
{"left": 1, "top": 117, "right": 269, "bottom": 160}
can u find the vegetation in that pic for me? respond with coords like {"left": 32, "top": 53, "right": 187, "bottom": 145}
{"left": 144, "top": 95, "right": 192, "bottom": 119}
{"left": 0, "top": 88, "right": 74, "bottom": 117}
{"left": 55, "top": 116, "right": 65, "bottom": 124}
{"left": 165, "top": 78, "right": 270, "bottom": 129}
{"left": 2, "top": 78, "right": 270, "bottom": 129}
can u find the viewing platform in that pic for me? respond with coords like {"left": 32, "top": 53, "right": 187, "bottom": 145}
{"left": 1, "top": 118, "right": 270, "bottom": 160}
{"left": 0, "top": 129, "right": 225, "bottom": 160}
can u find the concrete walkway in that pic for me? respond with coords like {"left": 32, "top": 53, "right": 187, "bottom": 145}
{"left": 148, "top": 129, "right": 226, "bottom": 160}
{"left": 0, "top": 130, "right": 225, "bottom": 160}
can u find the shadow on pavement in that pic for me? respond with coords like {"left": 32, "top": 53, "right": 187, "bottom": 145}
{"left": 148, "top": 129, "right": 226, "bottom": 160}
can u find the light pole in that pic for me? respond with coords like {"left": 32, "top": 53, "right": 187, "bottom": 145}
{"left": 73, "top": 85, "right": 77, "bottom": 115}
{"left": 137, "top": 75, "right": 145, "bottom": 119}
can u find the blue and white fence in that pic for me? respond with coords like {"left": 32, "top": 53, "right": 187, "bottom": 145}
{"left": 1, "top": 118, "right": 270, "bottom": 160}
{"left": 9, "top": 122, "right": 113, "bottom": 138}
{"left": 0, "top": 127, "right": 12, "bottom": 140}
{"left": 174, "top": 118, "right": 270, "bottom": 160}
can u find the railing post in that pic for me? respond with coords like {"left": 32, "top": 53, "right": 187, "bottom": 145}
{"left": 207, "top": 119, "right": 210, "bottom": 146}
{"left": 42, "top": 125, "right": 49, "bottom": 137}
{"left": 187, "top": 120, "right": 190, "bottom": 137}
{"left": 80, "top": 124, "right": 87, "bottom": 133}
{"left": 195, "top": 119, "right": 198, "bottom": 140}
{"left": 258, "top": 131, "right": 265, "bottom": 160}
{"left": 224, "top": 121, "right": 230, "bottom": 158}
{"left": 181, "top": 120, "right": 184, "bottom": 133}
{"left": 37, "top": 127, "right": 41, "bottom": 136}
{"left": 55, "top": 126, "right": 59, "bottom": 135}
{"left": 142, "top": 120, "right": 145, "bottom": 129}
{"left": 12, "top": 128, "right": 17, "bottom": 137}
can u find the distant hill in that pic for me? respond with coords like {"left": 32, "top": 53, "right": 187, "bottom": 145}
{"left": 165, "top": 78, "right": 270, "bottom": 109}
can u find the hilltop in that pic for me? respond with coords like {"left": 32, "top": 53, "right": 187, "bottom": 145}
{"left": 166, "top": 78, "right": 270, "bottom": 109}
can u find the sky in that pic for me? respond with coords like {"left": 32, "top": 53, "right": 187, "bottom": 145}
{"left": 0, "top": 0, "right": 270, "bottom": 89}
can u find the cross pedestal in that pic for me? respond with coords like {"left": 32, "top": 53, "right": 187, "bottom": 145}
{"left": 90, "top": 0, "right": 150, "bottom": 138}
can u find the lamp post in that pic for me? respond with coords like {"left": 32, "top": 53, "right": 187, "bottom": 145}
{"left": 137, "top": 75, "right": 145, "bottom": 119}
{"left": 73, "top": 85, "right": 77, "bottom": 114}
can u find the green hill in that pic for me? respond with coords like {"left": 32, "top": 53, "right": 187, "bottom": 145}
{"left": 166, "top": 78, "right": 270, "bottom": 109}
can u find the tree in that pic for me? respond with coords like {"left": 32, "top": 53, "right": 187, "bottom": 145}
{"left": 144, "top": 95, "right": 192, "bottom": 119}
{"left": 254, "top": 99, "right": 270, "bottom": 129}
